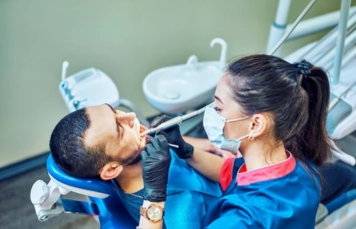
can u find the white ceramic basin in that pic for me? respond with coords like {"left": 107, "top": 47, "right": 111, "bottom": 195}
{"left": 143, "top": 38, "right": 227, "bottom": 114}
{"left": 143, "top": 61, "right": 224, "bottom": 114}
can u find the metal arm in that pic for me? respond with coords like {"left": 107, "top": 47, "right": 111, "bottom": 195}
{"left": 30, "top": 179, "right": 69, "bottom": 221}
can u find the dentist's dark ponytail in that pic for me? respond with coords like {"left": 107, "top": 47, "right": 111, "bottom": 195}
{"left": 287, "top": 63, "right": 334, "bottom": 166}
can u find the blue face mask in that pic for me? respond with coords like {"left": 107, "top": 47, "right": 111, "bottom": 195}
{"left": 203, "top": 106, "right": 249, "bottom": 154}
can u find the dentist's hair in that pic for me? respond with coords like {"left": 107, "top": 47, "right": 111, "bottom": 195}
{"left": 226, "top": 54, "right": 333, "bottom": 168}
{"left": 50, "top": 108, "right": 110, "bottom": 178}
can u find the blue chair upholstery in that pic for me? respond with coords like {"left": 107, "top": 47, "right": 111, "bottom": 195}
{"left": 47, "top": 154, "right": 137, "bottom": 228}
{"left": 325, "top": 189, "right": 356, "bottom": 214}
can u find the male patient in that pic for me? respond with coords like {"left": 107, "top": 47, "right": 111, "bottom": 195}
{"left": 49, "top": 104, "right": 221, "bottom": 229}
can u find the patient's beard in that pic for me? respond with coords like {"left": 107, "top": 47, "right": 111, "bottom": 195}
{"left": 120, "top": 135, "right": 153, "bottom": 166}
{"left": 124, "top": 135, "right": 153, "bottom": 166}
{"left": 118, "top": 152, "right": 142, "bottom": 167}
{"left": 127, "top": 154, "right": 142, "bottom": 166}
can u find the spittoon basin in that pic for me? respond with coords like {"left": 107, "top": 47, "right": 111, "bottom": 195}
{"left": 143, "top": 61, "right": 224, "bottom": 114}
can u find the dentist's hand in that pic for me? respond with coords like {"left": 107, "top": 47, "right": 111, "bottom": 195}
{"left": 141, "top": 135, "right": 171, "bottom": 202}
{"left": 150, "top": 115, "right": 194, "bottom": 159}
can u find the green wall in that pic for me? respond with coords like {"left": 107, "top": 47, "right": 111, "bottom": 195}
{"left": 0, "top": 0, "right": 347, "bottom": 167}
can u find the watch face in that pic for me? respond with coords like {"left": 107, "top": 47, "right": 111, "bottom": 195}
{"left": 147, "top": 205, "right": 162, "bottom": 220}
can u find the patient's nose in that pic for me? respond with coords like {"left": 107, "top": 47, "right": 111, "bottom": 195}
{"left": 117, "top": 112, "right": 136, "bottom": 128}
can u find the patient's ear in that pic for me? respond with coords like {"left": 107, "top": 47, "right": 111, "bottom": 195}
{"left": 99, "top": 162, "right": 123, "bottom": 180}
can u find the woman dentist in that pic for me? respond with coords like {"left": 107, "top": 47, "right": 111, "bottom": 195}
{"left": 137, "top": 54, "right": 333, "bottom": 229}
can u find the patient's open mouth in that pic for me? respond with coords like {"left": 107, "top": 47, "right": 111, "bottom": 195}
{"left": 145, "top": 135, "right": 154, "bottom": 145}
{"left": 139, "top": 124, "right": 153, "bottom": 145}
{"left": 139, "top": 125, "right": 147, "bottom": 134}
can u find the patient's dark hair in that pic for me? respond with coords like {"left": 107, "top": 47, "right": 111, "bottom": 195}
{"left": 227, "top": 54, "right": 333, "bottom": 180}
{"left": 49, "top": 108, "right": 111, "bottom": 178}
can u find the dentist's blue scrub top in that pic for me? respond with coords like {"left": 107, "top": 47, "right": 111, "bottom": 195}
{"left": 202, "top": 152, "right": 320, "bottom": 229}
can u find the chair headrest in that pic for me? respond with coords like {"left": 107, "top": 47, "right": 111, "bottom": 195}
{"left": 47, "top": 154, "right": 117, "bottom": 196}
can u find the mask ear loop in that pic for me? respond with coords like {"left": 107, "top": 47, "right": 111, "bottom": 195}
{"left": 225, "top": 116, "right": 249, "bottom": 123}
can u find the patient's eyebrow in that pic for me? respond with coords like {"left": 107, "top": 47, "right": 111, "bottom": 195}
{"left": 105, "top": 103, "right": 120, "bottom": 135}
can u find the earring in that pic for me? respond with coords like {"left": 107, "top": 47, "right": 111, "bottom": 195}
{"left": 248, "top": 132, "right": 254, "bottom": 141}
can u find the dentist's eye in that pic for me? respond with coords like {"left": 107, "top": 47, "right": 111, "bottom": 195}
{"left": 213, "top": 107, "right": 222, "bottom": 112}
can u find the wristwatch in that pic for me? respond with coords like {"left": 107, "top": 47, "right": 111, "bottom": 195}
{"left": 140, "top": 203, "right": 164, "bottom": 223}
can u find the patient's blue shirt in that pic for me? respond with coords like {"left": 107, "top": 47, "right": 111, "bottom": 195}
{"left": 116, "top": 188, "right": 144, "bottom": 223}
{"left": 112, "top": 151, "right": 222, "bottom": 229}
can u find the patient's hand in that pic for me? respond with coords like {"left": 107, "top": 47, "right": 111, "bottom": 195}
{"left": 183, "top": 136, "right": 241, "bottom": 158}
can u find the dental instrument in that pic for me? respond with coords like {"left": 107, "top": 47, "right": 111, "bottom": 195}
{"left": 168, "top": 143, "right": 179, "bottom": 148}
{"left": 142, "top": 106, "right": 206, "bottom": 135}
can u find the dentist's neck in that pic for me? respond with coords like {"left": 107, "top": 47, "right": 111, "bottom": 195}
{"left": 115, "top": 161, "right": 144, "bottom": 193}
{"left": 241, "top": 140, "right": 287, "bottom": 171}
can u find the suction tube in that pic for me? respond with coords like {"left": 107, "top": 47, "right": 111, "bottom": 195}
{"left": 143, "top": 106, "right": 206, "bottom": 135}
